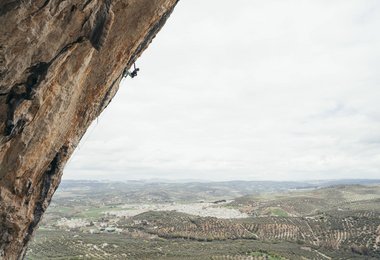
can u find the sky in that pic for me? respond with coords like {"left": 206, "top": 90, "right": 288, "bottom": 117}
{"left": 64, "top": 0, "right": 380, "bottom": 181}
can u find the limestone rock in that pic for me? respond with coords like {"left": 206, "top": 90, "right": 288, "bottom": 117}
{"left": 0, "top": 0, "right": 179, "bottom": 258}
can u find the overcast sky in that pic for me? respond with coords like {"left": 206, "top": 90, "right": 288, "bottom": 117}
{"left": 64, "top": 0, "right": 380, "bottom": 181}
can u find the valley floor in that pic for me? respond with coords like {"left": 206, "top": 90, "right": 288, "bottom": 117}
{"left": 27, "top": 180, "right": 380, "bottom": 259}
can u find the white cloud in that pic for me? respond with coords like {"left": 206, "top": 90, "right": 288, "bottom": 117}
{"left": 65, "top": 0, "right": 380, "bottom": 181}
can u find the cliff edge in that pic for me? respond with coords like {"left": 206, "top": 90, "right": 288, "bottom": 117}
{"left": 0, "top": 0, "right": 179, "bottom": 258}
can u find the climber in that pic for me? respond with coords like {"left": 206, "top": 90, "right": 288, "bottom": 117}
{"left": 123, "top": 63, "right": 140, "bottom": 78}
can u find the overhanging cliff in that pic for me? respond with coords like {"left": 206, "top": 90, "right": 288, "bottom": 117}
{"left": 0, "top": 0, "right": 179, "bottom": 258}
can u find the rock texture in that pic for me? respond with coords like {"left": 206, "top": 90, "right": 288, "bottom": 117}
{"left": 0, "top": 0, "right": 179, "bottom": 258}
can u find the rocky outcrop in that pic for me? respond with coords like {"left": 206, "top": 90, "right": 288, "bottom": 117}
{"left": 0, "top": 0, "right": 179, "bottom": 258}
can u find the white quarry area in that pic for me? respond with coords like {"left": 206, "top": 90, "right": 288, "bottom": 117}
{"left": 56, "top": 218, "right": 90, "bottom": 228}
{"left": 105, "top": 202, "right": 249, "bottom": 219}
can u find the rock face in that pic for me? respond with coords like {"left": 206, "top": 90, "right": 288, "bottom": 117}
{"left": 0, "top": 0, "right": 179, "bottom": 258}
